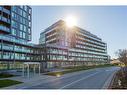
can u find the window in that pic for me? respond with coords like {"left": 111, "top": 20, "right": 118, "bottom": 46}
{"left": 12, "top": 28, "right": 16, "bottom": 36}
{"left": 19, "top": 9, "right": 23, "bottom": 16}
{"left": 23, "top": 11, "right": 26, "bottom": 17}
{"left": 20, "top": 6, "right": 23, "bottom": 9}
{"left": 20, "top": 24, "right": 23, "bottom": 31}
{"left": 28, "top": 15, "right": 31, "bottom": 20}
{"left": 23, "top": 18, "right": 25, "bottom": 24}
{"left": 20, "top": 16, "right": 23, "bottom": 23}
{"left": 28, "top": 35, "right": 31, "bottom": 40}
{"left": 11, "top": 20, "right": 17, "bottom": 28}
{"left": 24, "top": 6, "right": 27, "bottom": 11}
{"left": 24, "top": 25, "right": 26, "bottom": 32}
{"left": 20, "top": 31, "right": 22, "bottom": 38}
{"left": 23, "top": 32, "right": 25, "bottom": 39}
{"left": 28, "top": 8, "right": 31, "bottom": 14}
{"left": 12, "top": 12, "right": 14, "bottom": 18}
{"left": 28, "top": 28, "right": 31, "bottom": 33}
{"left": 12, "top": 7, "right": 17, "bottom": 12}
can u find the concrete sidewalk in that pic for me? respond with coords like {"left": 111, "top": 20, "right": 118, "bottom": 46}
{"left": 2, "top": 74, "right": 57, "bottom": 89}
{"left": 1, "top": 68, "right": 93, "bottom": 89}
{"left": 1, "top": 67, "right": 119, "bottom": 89}
{"left": 1, "top": 68, "right": 67, "bottom": 89}
{"left": 1, "top": 68, "right": 100, "bottom": 89}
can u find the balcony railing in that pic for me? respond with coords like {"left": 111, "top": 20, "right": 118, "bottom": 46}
{"left": 0, "top": 34, "right": 34, "bottom": 47}
{"left": 3, "top": 8, "right": 11, "bottom": 15}
{"left": 0, "top": 16, "right": 11, "bottom": 24}
{"left": 0, "top": 25, "right": 10, "bottom": 33}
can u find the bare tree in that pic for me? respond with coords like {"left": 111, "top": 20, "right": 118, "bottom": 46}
{"left": 116, "top": 49, "right": 127, "bottom": 66}
{"left": 115, "top": 49, "right": 127, "bottom": 87}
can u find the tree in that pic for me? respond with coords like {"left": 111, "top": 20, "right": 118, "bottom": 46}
{"left": 115, "top": 49, "right": 127, "bottom": 88}
{"left": 116, "top": 49, "right": 127, "bottom": 66}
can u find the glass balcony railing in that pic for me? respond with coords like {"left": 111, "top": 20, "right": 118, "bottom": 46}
{"left": 1, "top": 16, "right": 10, "bottom": 24}
{"left": 0, "top": 7, "right": 10, "bottom": 14}
{"left": 2, "top": 45, "right": 13, "bottom": 51}
{"left": 0, "top": 7, "right": 2, "bottom": 11}
{"left": 0, "top": 25, "right": 10, "bottom": 33}
{"left": 0, "top": 34, "right": 34, "bottom": 47}
{"left": 3, "top": 8, "right": 11, "bottom": 15}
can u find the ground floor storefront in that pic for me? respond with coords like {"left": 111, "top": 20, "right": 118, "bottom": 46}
{"left": 0, "top": 61, "right": 108, "bottom": 70}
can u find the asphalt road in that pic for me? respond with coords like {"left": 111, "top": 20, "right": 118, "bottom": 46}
{"left": 28, "top": 66, "right": 120, "bottom": 89}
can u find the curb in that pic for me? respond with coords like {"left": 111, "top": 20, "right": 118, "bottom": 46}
{"left": 102, "top": 70, "right": 118, "bottom": 89}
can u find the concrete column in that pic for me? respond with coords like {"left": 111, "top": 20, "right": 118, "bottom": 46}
{"left": 22, "top": 64, "right": 25, "bottom": 77}
{"left": 27, "top": 64, "right": 29, "bottom": 78}
{"left": 34, "top": 64, "right": 36, "bottom": 75}
{"left": 39, "top": 64, "right": 40, "bottom": 75}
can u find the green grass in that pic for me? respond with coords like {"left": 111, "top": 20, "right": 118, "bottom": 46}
{"left": 0, "top": 79, "right": 22, "bottom": 88}
{"left": 0, "top": 73, "right": 15, "bottom": 78}
{"left": 46, "top": 64, "right": 116, "bottom": 76}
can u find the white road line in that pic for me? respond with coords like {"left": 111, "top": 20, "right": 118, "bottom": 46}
{"left": 60, "top": 71, "right": 100, "bottom": 89}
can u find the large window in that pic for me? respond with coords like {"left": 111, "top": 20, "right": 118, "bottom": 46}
{"left": 23, "top": 32, "right": 25, "bottom": 39}
{"left": 11, "top": 20, "right": 17, "bottom": 28}
{"left": 20, "top": 31, "right": 22, "bottom": 38}
{"left": 12, "top": 28, "right": 17, "bottom": 36}
{"left": 20, "top": 24, "right": 23, "bottom": 31}
{"left": 23, "top": 25, "right": 26, "bottom": 32}
{"left": 23, "top": 11, "right": 26, "bottom": 17}
{"left": 12, "top": 7, "right": 17, "bottom": 12}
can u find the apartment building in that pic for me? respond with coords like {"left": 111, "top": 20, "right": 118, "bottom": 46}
{"left": 0, "top": 6, "right": 43, "bottom": 70}
{"left": 0, "top": 6, "right": 109, "bottom": 70}
{"left": 39, "top": 20, "right": 109, "bottom": 68}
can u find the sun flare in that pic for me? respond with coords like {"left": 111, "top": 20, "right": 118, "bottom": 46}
{"left": 64, "top": 15, "right": 77, "bottom": 28}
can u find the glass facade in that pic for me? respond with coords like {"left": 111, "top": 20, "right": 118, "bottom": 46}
{"left": 11, "top": 6, "right": 31, "bottom": 41}
{"left": 39, "top": 20, "right": 109, "bottom": 68}
{"left": 0, "top": 6, "right": 44, "bottom": 70}
{"left": 0, "top": 6, "right": 109, "bottom": 70}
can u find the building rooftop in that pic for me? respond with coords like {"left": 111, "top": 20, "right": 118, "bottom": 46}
{"left": 40, "top": 20, "right": 102, "bottom": 41}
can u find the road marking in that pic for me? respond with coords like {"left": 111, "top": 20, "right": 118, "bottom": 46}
{"left": 60, "top": 71, "right": 100, "bottom": 89}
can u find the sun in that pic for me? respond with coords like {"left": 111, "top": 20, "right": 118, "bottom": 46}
{"left": 64, "top": 15, "right": 77, "bottom": 28}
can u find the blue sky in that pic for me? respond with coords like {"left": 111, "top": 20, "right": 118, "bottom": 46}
{"left": 31, "top": 6, "right": 127, "bottom": 59}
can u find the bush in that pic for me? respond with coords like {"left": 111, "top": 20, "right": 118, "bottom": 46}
{"left": 111, "top": 67, "right": 127, "bottom": 89}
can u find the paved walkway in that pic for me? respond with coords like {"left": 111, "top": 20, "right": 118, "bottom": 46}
{"left": 1, "top": 68, "right": 67, "bottom": 89}
{"left": 1, "top": 74, "right": 57, "bottom": 89}
{"left": 1, "top": 67, "right": 119, "bottom": 89}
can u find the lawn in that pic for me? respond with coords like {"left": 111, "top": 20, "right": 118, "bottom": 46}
{"left": 0, "top": 73, "right": 15, "bottom": 78}
{"left": 0, "top": 79, "right": 22, "bottom": 88}
{"left": 46, "top": 64, "right": 116, "bottom": 76}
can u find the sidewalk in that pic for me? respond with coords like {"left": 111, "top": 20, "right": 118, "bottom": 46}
{"left": 1, "top": 74, "right": 57, "bottom": 89}
{"left": 1, "top": 68, "right": 67, "bottom": 89}
{"left": 1, "top": 67, "right": 115, "bottom": 89}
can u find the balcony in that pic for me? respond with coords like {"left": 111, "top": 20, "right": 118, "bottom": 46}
{"left": 3, "top": 8, "right": 11, "bottom": 15}
{"left": 0, "top": 25, "right": 10, "bottom": 33}
{"left": 0, "top": 7, "right": 10, "bottom": 15}
{"left": 0, "top": 34, "right": 34, "bottom": 47}
{"left": 0, "top": 7, "right": 2, "bottom": 11}
{"left": 0, "top": 16, "right": 11, "bottom": 24}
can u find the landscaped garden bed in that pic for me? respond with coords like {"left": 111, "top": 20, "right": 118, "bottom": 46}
{"left": 0, "top": 79, "right": 22, "bottom": 88}
{"left": 0, "top": 73, "right": 15, "bottom": 78}
{"left": 109, "top": 67, "right": 127, "bottom": 89}
{"left": 46, "top": 64, "right": 116, "bottom": 76}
